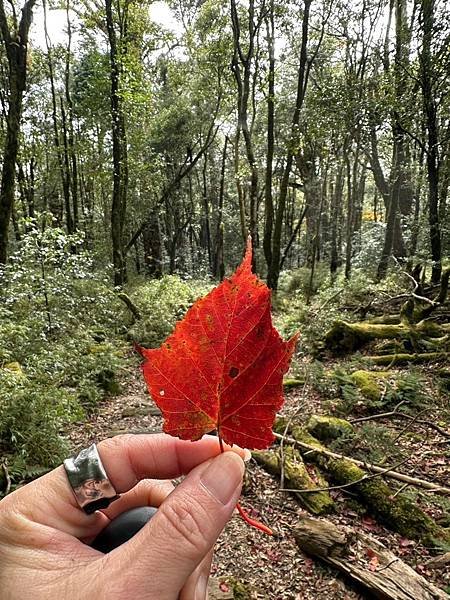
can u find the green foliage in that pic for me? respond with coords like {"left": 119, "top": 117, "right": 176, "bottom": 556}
{"left": 0, "top": 369, "right": 77, "bottom": 466}
{"left": 0, "top": 221, "right": 125, "bottom": 472}
{"left": 330, "top": 422, "right": 400, "bottom": 465}
{"left": 275, "top": 267, "right": 406, "bottom": 355}
{"left": 303, "top": 361, "right": 429, "bottom": 417}
{"left": 127, "top": 275, "right": 212, "bottom": 347}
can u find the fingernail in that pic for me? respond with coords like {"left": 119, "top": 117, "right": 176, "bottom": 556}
{"left": 200, "top": 452, "right": 244, "bottom": 505}
{"left": 195, "top": 574, "right": 209, "bottom": 600}
{"left": 243, "top": 449, "right": 252, "bottom": 462}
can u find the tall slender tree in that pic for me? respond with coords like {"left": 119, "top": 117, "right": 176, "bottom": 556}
{"left": 0, "top": 0, "right": 37, "bottom": 264}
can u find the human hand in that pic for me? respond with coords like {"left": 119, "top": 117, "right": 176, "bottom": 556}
{"left": 0, "top": 434, "right": 246, "bottom": 599}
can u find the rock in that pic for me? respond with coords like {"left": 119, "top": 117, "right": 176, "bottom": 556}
{"left": 306, "top": 415, "right": 354, "bottom": 441}
{"left": 350, "top": 370, "right": 389, "bottom": 402}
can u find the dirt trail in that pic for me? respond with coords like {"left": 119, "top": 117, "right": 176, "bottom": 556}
{"left": 65, "top": 366, "right": 448, "bottom": 599}
{"left": 65, "top": 367, "right": 366, "bottom": 599}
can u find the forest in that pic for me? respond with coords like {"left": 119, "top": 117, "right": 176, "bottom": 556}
{"left": 0, "top": 0, "right": 449, "bottom": 598}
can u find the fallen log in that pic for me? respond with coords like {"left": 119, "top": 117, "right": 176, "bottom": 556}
{"left": 253, "top": 446, "right": 334, "bottom": 515}
{"left": 273, "top": 423, "right": 450, "bottom": 495}
{"left": 306, "top": 415, "right": 354, "bottom": 441}
{"left": 282, "top": 377, "right": 305, "bottom": 390}
{"left": 274, "top": 420, "right": 450, "bottom": 546}
{"left": 324, "top": 319, "right": 450, "bottom": 354}
{"left": 425, "top": 552, "right": 450, "bottom": 569}
{"left": 365, "top": 352, "right": 449, "bottom": 366}
{"left": 294, "top": 517, "right": 448, "bottom": 600}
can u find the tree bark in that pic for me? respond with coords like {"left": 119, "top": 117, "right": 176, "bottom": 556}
{"left": 230, "top": 0, "right": 259, "bottom": 269}
{"left": 420, "top": 0, "right": 442, "bottom": 284}
{"left": 267, "top": 0, "right": 312, "bottom": 290}
{"left": 263, "top": 0, "right": 275, "bottom": 271}
{"left": 295, "top": 517, "right": 448, "bottom": 600}
{"left": 0, "top": 0, "right": 37, "bottom": 263}
{"left": 105, "top": 0, "right": 129, "bottom": 287}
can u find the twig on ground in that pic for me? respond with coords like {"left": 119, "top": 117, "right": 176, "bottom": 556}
{"left": 350, "top": 410, "right": 450, "bottom": 438}
{"left": 1, "top": 461, "right": 11, "bottom": 496}
{"left": 279, "top": 455, "right": 412, "bottom": 495}
{"left": 392, "top": 483, "right": 409, "bottom": 499}
{"left": 273, "top": 432, "right": 450, "bottom": 495}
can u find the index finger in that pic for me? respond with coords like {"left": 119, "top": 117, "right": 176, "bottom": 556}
{"left": 97, "top": 433, "right": 249, "bottom": 492}
{"left": 8, "top": 434, "right": 248, "bottom": 538}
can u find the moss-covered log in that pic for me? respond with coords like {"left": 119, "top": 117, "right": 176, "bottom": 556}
{"left": 274, "top": 418, "right": 450, "bottom": 548}
{"left": 253, "top": 446, "right": 334, "bottom": 515}
{"left": 294, "top": 517, "right": 448, "bottom": 600}
{"left": 368, "top": 315, "right": 401, "bottom": 325}
{"left": 365, "top": 352, "right": 448, "bottom": 366}
{"left": 283, "top": 377, "right": 305, "bottom": 390}
{"left": 306, "top": 415, "right": 354, "bottom": 441}
{"left": 324, "top": 319, "right": 450, "bottom": 354}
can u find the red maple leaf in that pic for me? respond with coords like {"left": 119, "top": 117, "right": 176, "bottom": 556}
{"left": 139, "top": 240, "right": 297, "bottom": 450}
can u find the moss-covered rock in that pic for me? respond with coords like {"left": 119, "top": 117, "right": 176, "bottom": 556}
{"left": 2, "top": 362, "right": 24, "bottom": 378}
{"left": 228, "top": 578, "right": 253, "bottom": 600}
{"left": 306, "top": 415, "right": 354, "bottom": 441}
{"left": 350, "top": 370, "right": 389, "bottom": 401}
{"left": 253, "top": 444, "right": 334, "bottom": 515}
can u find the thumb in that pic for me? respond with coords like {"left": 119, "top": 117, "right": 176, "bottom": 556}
{"left": 111, "top": 451, "right": 244, "bottom": 599}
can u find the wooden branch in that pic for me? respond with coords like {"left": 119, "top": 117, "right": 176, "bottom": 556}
{"left": 425, "top": 552, "right": 450, "bottom": 570}
{"left": 117, "top": 292, "right": 141, "bottom": 322}
{"left": 273, "top": 432, "right": 450, "bottom": 495}
{"left": 366, "top": 352, "right": 448, "bottom": 366}
{"left": 1, "top": 461, "right": 11, "bottom": 495}
{"left": 350, "top": 411, "right": 450, "bottom": 438}
{"left": 294, "top": 517, "right": 448, "bottom": 600}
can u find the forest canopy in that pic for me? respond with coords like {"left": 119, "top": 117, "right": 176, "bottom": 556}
{"left": 0, "top": 0, "right": 448, "bottom": 286}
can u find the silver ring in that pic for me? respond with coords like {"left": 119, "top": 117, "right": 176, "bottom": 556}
{"left": 64, "top": 444, "right": 119, "bottom": 514}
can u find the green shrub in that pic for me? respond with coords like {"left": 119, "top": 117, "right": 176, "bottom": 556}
{"left": 0, "top": 218, "right": 126, "bottom": 475}
{"left": 275, "top": 266, "right": 408, "bottom": 355}
{"left": 0, "top": 370, "right": 81, "bottom": 467}
{"left": 127, "top": 275, "right": 212, "bottom": 347}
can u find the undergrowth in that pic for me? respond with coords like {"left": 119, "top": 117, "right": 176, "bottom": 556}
{"left": 0, "top": 220, "right": 215, "bottom": 486}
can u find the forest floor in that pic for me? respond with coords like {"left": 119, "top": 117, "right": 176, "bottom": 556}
{"left": 64, "top": 358, "right": 450, "bottom": 600}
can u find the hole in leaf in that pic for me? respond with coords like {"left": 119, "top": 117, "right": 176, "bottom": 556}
{"left": 229, "top": 366, "right": 239, "bottom": 378}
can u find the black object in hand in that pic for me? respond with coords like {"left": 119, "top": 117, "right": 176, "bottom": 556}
{"left": 92, "top": 506, "right": 157, "bottom": 553}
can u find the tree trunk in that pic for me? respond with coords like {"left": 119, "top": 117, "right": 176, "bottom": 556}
{"left": 64, "top": 0, "right": 79, "bottom": 230}
{"left": 43, "top": 0, "right": 74, "bottom": 235}
{"left": 105, "top": 0, "right": 129, "bottom": 287}
{"left": 213, "top": 136, "right": 228, "bottom": 280}
{"left": 267, "top": 0, "right": 312, "bottom": 290}
{"left": 230, "top": 0, "right": 259, "bottom": 270}
{"left": 142, "top": 207, "right": 162, "bottom": 278}
{"left": 330, "top": 158, "right": 345, "bottom": 278}
{"left": 420, "top": 0, "right": 442, "bottom": 284}
{"left": 0, "top": 0, "right": 37, "bottom": 263}
{"left": 263, "top": 0, "right": 275, "bottom": 272}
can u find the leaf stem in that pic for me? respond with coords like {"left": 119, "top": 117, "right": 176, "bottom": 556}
{"left": 217, "top": 435, "right": 273, "bottom": 536}
{"left": 235, "top": 502, "right": 273, "bottom": 536}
